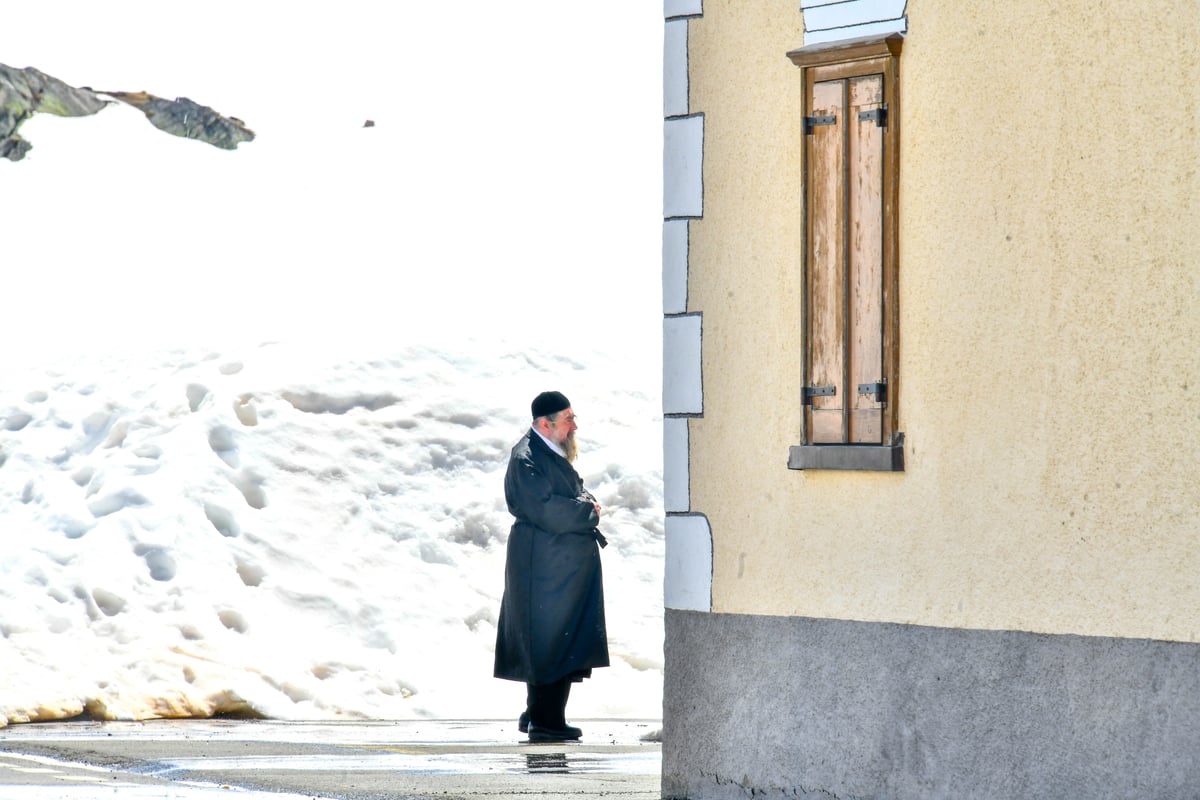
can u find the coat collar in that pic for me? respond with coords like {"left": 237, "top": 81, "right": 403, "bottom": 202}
{"left": 530, "top": 425, "right": 567, "bottom": 459}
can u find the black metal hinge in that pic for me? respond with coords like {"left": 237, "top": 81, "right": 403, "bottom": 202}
{"left": 857, "top": 381, "right": 888, "bottom": 404}
{"left": 858, "top": 106, "right": 888, "bottom": 128}
{"left": 802, "top": 385, "right": 836, "bottom": 405}
{"left": 803, "top": 114, "right": 836, "bottom": 135}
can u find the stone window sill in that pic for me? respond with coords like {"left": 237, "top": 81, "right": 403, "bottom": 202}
{"left": 788, "top": 440, "right": 905, "bottom": 471}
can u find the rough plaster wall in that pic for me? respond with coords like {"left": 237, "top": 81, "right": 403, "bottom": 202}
{"left": 687, "top": 0, "right": 1200, "bottom": 640}
{"left": 685, "top": 0, "right": 807, "bottom": 609}
{"left": 663, "top": 610, "right": 1200, "bottom": 800}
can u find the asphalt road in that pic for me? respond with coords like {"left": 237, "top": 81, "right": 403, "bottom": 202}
{"left": 0, "top": 718, "right": 663, "bottom": 799}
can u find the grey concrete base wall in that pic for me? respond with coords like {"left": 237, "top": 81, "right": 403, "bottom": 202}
{"left": 663, "top": 609, "right": 1200, "bottom": 800}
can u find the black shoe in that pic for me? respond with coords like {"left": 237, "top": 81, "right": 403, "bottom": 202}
{"left": 518, "top": 711, "right": 529, "bottom": 734}
{"left": 528, "top": 723, "right": 582, "bottom": 742}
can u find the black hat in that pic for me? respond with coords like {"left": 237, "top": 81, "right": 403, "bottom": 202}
{"left": 531, "top": 391, "right": 570, "bottom": 419}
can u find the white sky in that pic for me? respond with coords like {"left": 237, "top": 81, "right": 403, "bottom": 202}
{"left": 1, "top": 2, "right": 664, "bottom": 365}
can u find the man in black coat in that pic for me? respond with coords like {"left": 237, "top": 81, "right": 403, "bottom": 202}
{"left": 494, "top": 391, "right": 609, "bottom": 742}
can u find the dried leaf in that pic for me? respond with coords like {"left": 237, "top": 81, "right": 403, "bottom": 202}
{"left": 0, "top": 64, "right": 110, "bottom": 161}
{"left": 103, "top": 91, "right": 255, "bottom": 151}
{"left": 0, "top": 63, "right": 254, "bottom": 161}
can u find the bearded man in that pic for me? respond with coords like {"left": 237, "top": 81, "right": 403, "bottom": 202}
{"left": 493, "top": 391, "right": 609, "bottom": 742}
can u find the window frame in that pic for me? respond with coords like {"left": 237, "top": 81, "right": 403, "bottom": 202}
{"left": 787, "top": 34, "right": 904, "bottom": 472}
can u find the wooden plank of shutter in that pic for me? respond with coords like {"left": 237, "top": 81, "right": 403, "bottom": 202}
{"left": 847, "top": 74, "right": 884, "bottom": 444}
{"left": 806, "top": 79, "right": 845, "bottom": 444}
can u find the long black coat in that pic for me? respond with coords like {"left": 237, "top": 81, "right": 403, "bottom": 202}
{"left": 493, "top": 429, "right": 609, "bottom": 685}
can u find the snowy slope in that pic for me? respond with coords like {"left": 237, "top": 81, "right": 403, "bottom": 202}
{"left": 0, "top": 339, "right": 663, "bottom": 726}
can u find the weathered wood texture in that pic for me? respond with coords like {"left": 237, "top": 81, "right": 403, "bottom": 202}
{"left": 797, "top": 38, "right": 901, "bottom": 452}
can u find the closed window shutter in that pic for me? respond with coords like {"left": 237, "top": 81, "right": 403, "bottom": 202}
{"left": 805, "top": 74, "right": 886, "bottom": 445}
{"left": 790, "top": 35, "right": 902, "bottom": 469}
{"left": 806, "top": 79, "right": 845, "bottom": 444}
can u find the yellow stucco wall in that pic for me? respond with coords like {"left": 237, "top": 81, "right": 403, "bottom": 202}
{"left": 687, "top": 0, "right": 1200, "bottom": 641}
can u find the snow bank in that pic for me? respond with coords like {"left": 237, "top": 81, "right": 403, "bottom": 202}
{"left": 0, "top": 338, "right": 664, "bottom": 726}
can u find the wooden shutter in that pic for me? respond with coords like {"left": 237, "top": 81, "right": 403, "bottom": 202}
{"left": 802, "top": 56, "right": 895, "bottom": 447}
{"left": 806, "top": 79, "right": 846, "bottom": 444}
{"left": 847, "top": 74, "right": 884, "bottom": 444}
{"left": 789, "top": 35, "right": 903, "bottom": 469}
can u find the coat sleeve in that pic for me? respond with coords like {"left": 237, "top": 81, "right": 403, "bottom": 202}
{"left": 506, "top": 452, "right": 599, "bottom": 535}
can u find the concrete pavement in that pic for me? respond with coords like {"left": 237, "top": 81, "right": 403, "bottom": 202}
{"left": 0, "top": 718, "right": 662, "bottom": 799}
